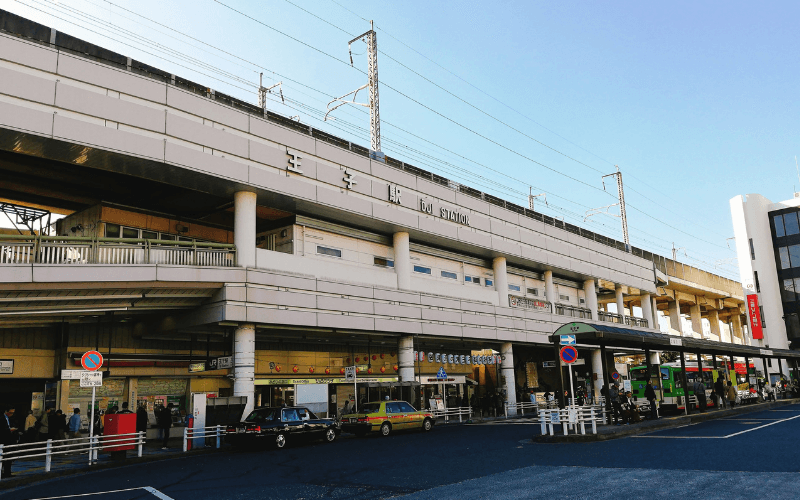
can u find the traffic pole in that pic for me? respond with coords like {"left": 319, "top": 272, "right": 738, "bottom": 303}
{"left": 88, "top": 386, "right": 96, "bottom": 464}
{"left": 568, "top": 363, "right": 575, "bottom": 407}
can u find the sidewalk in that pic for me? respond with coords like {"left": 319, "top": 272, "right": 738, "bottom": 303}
{"left": 532, "top": 398, "right": 800, "bottom": 442}
{"left": 0, "top": 437, "right": 216, "bottom": 488}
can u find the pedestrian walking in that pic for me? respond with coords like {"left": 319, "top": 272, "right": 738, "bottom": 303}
{"left": 136, "top": 405, "right": 148, "bottom": 435}
{"left": 693, "top": 379, "right": 707, "bottom": 412}
{"left": 341, "top": 400, "right": 351, "bottom": 416}
{"left": 118, "top": 402, "right": 133, "bottom": 414}
{"left": 38, "top": 407, "right": 51, "bottom": 441}
{"left": 726, "top": 381, "right": 737, "bottom": 408}
{"left": 158, "top": 403, "right": 174, "bottom": 449}
{"left": 609, "top": 384, "right": 622, "bottom": 425}
{"left": 714, "top": 376, "right": 726, "bottom": 410}
{"left": 1, "top": 405, "right": 19, "bottom": 478}
{"left": 68, "top": 408, "right": 82, "bottom": 450}
{"left": 23, "top": 410, "right": 37, "bottom": 443}
{"left": 53, "top": 410, "right": 67, "bottom": 441}
{"left": 765, "top": 383, "right": 775, "bottom": 402}
{"left": 644, "top": 382, "right": 658, "bottom": 420}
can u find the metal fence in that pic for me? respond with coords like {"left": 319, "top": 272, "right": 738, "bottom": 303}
{"left": 430, "top": 407, "right": 472, "bottom": 423}
{"left": 182, "top": 425, "right": 226, "bottom": 452}
{"left": 0, "top": 432, "right": 145, "bottom": 480}
{"left": 0, "top": 235, "right": 236, "bottom": 267}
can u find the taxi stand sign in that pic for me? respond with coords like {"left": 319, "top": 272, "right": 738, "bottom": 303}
{"left": 80, "top": 371, "right": 102, "bottom": 387}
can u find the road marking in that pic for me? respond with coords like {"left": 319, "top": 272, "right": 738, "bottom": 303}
{"left": 633, "top": 413, "right": 800, "bottom": 439}
{"left": 28, "top": 487, "right": 175, "bottom": 500}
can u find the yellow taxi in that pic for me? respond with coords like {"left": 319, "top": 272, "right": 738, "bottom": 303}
{"left": 340, "top": 400, "right": 434, "bottom": 437}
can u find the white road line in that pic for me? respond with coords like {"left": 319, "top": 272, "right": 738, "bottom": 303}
{"left": 633, "top": 413, "right": 800, "bottom": 439}
{"left": 27, "top": 487, "right": 174, "bottom": 500}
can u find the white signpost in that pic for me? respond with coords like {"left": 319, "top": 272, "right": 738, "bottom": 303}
{"left": 344, "top": 366, "right": 357, "bottom": 412}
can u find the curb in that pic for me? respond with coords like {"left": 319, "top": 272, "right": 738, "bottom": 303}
{"left": 532, "top": 398, "right": 800, "bottom": 443}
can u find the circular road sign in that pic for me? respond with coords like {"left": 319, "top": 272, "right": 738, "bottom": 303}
{"left": 81, "top": 351, "right": 104, "bottom": 371}
{"left": 559, "top": 345, "right": 579, "bottom": 364}
{"left": 611, "top": 372, "right": 621, "bottom": 381}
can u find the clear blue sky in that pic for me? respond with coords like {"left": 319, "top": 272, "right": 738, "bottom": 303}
{"left": 4, "top": 0, "right": 799, "bottom": 280}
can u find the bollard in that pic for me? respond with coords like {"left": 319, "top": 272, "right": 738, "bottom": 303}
{"left": 0, "top": 444, "right": 4, "bottom": 480}
{"left": 182, "top": 427, "right": 188, "bottom": 452}
{"left": 93, "top": 435, "right": 99, "bottom": 463}
{"left": 138, "top": 431, "right": 144, "bottom": 457}
{"left": 45, "top": 439, "right": 52, "bottom": 472}
{"left": 591, "top": 409, "right": 597, "bottom": 434}
{"left": 539, "top": 414, "right": 547, "bottom": 435}
{"left": 579, "top": 411, "right": 586, "bottom": 435}
{"left": 459, "top": 410, "right": 462, "bottom": 423}
{"left": 562, "top": 410, "right": 568, "bottom": 436}
{"left": 216, "top": 425, "right": 222, "bottom": 449}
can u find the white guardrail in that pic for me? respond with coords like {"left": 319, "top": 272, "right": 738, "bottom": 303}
{"left": 430, "top": 407, "right": 473, "bottom": 423}
{"left": 182, "top": 425, "right": 226, "bottom": 452}
{"left": 0, "top": 432, "right": 145, "bottom": 480}
{"left": 538, "top": 407, "right": 602, "bottom": 436}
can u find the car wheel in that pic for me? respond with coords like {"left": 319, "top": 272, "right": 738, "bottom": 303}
{"left": 380, "top": 422, "right": 391, "bottom": 437}
{"left": 422, "top": 418, "right": 433, "bottom": 432}
{"left": 275, "top": 433, "right": 286, "bottom": 449}
{"left": 325, "top": 428, "right": 336, "bottom": 443}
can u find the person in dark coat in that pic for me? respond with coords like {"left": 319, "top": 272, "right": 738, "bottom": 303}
{"left": 1, "top": 405, "right": 18, "bottom": 478}
{"left": 157, "top": 404, "right": 173, "bottom": 449}
{"left": 714, "top": 376, "right": 726, "bottom": 409}
{"left": 136, "top": 405, "right": 148, "bottom": 434}
{"left": 644, "top": 382, "right": 658, "bottom": 420}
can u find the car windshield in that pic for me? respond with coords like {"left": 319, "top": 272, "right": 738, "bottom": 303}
{"left": 630, "top": 368, "right": 649, "bottom": 381}
{"left": 361, "top": 403, "right": 381, "bottom": 414}
{"left": 245, "top": 408, "right": 277, "bottom": 423}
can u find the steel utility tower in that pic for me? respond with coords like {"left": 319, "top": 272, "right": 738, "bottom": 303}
{"left": 326, "top": 21, "right": 383, "bottom": 159}
{"left": 603, "top": 166, "right": 630, "bottom": 251}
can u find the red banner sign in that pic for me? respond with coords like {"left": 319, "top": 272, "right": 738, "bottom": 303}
{"left": 746, "top": 294, "right": 763, "bottom": 339}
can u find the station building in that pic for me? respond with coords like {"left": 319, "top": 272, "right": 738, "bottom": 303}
{"left": 0, "top": 10, "right": 762, "bottom": 421}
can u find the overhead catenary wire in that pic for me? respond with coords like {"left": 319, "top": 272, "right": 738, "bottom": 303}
{"left": 14, "top": 1, "right": 738, "bottom": 279}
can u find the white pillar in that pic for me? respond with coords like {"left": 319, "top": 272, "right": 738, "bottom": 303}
{"left": 668, "top": 300, "right": 683, "bottom": 335}
{"left": 234, "top": 191, "right": 257, "bottom": 268}
{"left": 233, "top": 323, "right": 256, "bottom": 418}
{"left": 641, "top": 293, "right": 653, "bottom": 328}
{"left": 615, "top": 285, "right": 625, "bottom": 319}
{"left": 398, "top": 336, "right": 415, "bottom": 382}
{"left": 393, "top": 232, "right": 411, "bottom": 290}
{"left": 591, "top": 349, "right": 604, "bottom": 401}
{"left": 493, "top": 257, "right": 509, "bottom": 307}
{"left": 652, "top": 297, "right": 660, "bottom": 330}
{"left": 690, "top": 303, "right": 702, "bottom": 336}
{"left": 501, "top": 342, "right": 516, "bottom": 416}
{"left": 708, "top": 310, "right": 721, "bottom": 338}
{"left": 544, "top": 270, "right": 555, "bottom": 314}
{"left": 583, "top": 279, "right": 598, "bottom": 321}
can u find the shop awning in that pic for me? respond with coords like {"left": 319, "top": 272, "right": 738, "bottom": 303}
{"left": 550, "top": 322, "right": 800, "bottom": 359}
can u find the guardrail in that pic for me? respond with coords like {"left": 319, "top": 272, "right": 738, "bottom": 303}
{"left": 182, "top": 425, "right": 225, "bottom": 452}
{"left": 0, "top": 235, "right": 236, "bottom": 267}
{"left": 0, "top": 432, "right": 145, "bottom": 480}
{"left": 503, "top": 401, "right": 542, "bottom": 418}
{"left": 598, "top": 311, "right": 623, "bottom": 324}
{"left": 431, "top": 407, "right": 472, "bottom": 423}
{"left": 538, "top": 407, "right": 600, "bottom": 436}
{"left": 555, "top": 304, "right": 593, "bottom": 319}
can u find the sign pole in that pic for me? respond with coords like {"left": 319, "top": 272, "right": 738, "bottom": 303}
{"left": 354, "top": 371, "right": 357, "bottom": 413}
{"left": 88, "top": 386, "right": 95, "bottom": 464}
{"left": 568, "top": 364, "right": 575, "bottom": 407}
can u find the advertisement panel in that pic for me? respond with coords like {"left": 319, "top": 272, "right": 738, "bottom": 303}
{"left": 746, "top": 294, "right": 763, "bottom": 339}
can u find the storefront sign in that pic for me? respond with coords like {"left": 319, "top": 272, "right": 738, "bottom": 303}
{"left": 417, "top": 351, "right": 498, "bottom": 365}
{"left": 188, "top": 362, "right": 206, "bottom": 373}
{"left": 206, "top": 356, "right": 234, "bottom": 371}
{"left": 509, "top": 295, "right": 549, "bottom": 312}
{"left": 747, "top": 294, "right": 764, "bottom": 339}
{"left": 0, "top": 360, "right": 13, "bottom": 374}
{"left": 255, "top": 376, "right": 398, "bottom": 386}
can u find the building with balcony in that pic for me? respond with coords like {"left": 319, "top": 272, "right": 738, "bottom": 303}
{"left": 0, "top": 10, "right": 760, "bottom": 422}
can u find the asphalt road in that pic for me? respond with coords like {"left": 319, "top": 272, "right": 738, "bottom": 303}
{"left": 3, "top": 405, "right": 800, "bottom": 500}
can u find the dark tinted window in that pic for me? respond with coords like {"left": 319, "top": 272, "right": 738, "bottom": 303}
{"left": 281, "top": 409, "right": 301, "bottom": 422}
{"left": 775, "top": 214, "right": 786, "bottom": 237}
{"left": 245, "top": 408, "right": 277, "bottom": 423}
{"left": 413, "top": 265, "right": 431, "bottom": 274}
{"left": 317, "top": 246, "right": 342, "bottom": 258}
{"left": 105, "top": 223, "right": 120, "bottom": 238}
{"left": 785, "top": 212, "right": 800, "bottom": 236}
{"left": 398, "top": 402, "right": 416, "bottom": 413}
{"left": 783, "top": 279, "right": 795, "bottom": 301}
{"left": 385, "top": 402, "right": 400, "bottom": 414}
{"left": 361, "top": 403, "right": 381, "bottom": 414}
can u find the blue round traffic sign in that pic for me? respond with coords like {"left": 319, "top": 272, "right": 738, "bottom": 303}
{"left": 559, "top": 345, "right": 578, "bottom": 364}
{"left": 611, "top": 372, "right": 621, "bottom": 380}
{"left": 81, "top": 351, "right": 104, "bottom": 371}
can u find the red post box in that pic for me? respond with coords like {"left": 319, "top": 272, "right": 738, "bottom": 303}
{"left": 103, "top": 413, "right": 137, "bottom": 452}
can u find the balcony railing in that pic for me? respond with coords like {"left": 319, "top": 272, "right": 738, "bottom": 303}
{"left": 598, "top": 311, "right": 649, "bottom": 328}
{"left": 555, "top": 303, "right": 593, "bottom": 319}
{"left": 598, "top": 311, "right": 623, "bottom": 324}
{"left": 0, "top": 235, "right": 236, "bottom": 267}
{"left": 625, "top": 316, "right": 649, "bottom": 328}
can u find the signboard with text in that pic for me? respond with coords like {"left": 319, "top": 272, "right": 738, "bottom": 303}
{"left": 746, "top": 294, "right": 763, "bottom": 339}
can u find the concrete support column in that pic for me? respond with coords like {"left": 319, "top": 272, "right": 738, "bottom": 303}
{"left": 668, "top": 300, "right": 684, "bottom": 335}
{"left": 501, "top": 342, "right": 516, "bottom": 416}
{"left": 731, "top": 313, "right": 744, "bottom": 340}
{"left": 583, "top": 279, "right": 598, "bottom": 321}
{"left": 233, "top": 323, "right": 256, "bottom": 417}
{"left": 591, "top": 349, "right": 605, "bottom": 402}
{"left": 234, "top": 191, "right": 257, "bottom": 268}
{"left": 398, "top": 335, "right": 415, "bottom": 382}
{"left": 615, "top": 285, "right": 625, "bottom": 319}
{"left": 641, "top": 293, "right": 653, "bottom": 328}
{"left": 708, "top": 310, "right": 721, "bottom": 338}
{"left": 652, "top": 297, "right": 659, "bottom": 330}
{"left": 493, "top": 257, "right": 509, "bottom": 307}
{"left": 393, "top": 232, "right": 411, "bottom": 290}
{"left": 690, "top": 303, "right": 702, "bottom": 336}
{"left": 544, "top": 270, "right": 555, "bottom": 314}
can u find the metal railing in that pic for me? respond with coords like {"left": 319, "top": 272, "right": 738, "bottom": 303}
{"left": 538, "top": 407, "right": 600, "bottom": 436}
{"left": 431, "top": 407, "right": 472, "bottom": 423}
{"left": 0, "top": 432, "right": 145, "bottom": 479}
{"left": 0, "top": 235, "right": 236, "bottom": 267}
{"left": 598, "top": 311, "right": 623, "bottom": 324}
{"left": 182, "top": 425, "right": 225, "bottom": 452}
{"left": 625, "top": 316, "right": 649, "bottom": 328}
{"left": 555, "top": 304, "right": 593, "bottom": 319}
{"left": 503, "top": 401, "right": 541, "bottom": 418}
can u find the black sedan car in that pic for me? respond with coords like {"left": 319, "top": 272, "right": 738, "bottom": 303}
{"left": 227, "top": 406, "right": 338, "bottom": 449}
